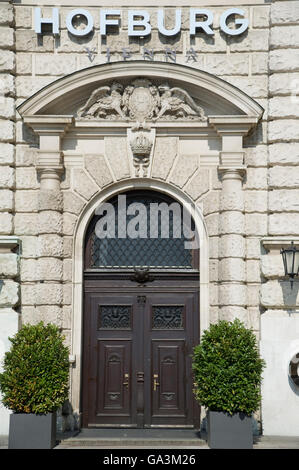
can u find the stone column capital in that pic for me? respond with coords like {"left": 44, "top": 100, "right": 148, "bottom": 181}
{"left": 218, "top": 166, "right": 246, "bottom": 182}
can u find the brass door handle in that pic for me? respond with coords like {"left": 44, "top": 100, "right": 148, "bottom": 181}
{"left": 153, "top": 374, "right": 160, "bottom": 391}
{"left": 123, "top": 373, "right": 129, "bottom": 389}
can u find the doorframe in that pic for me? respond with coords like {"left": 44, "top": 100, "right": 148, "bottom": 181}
{"left": 70, "top": 178, "right": 210, "bottom": 424}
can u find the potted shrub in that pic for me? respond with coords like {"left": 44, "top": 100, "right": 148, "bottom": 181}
{"left": 0, "top": 322, "right": 70, "bottom": 449}
{"left": 192, "top": 319, "right": 265, "bottom": 449}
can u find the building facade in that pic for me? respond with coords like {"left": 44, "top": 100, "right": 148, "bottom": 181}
{"left": 0, "top": 0, "right": 299, "bottom": 437}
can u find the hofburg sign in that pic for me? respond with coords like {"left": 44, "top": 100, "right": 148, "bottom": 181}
{"left": 34, "top": 7, "right": 249, "bottom": 37}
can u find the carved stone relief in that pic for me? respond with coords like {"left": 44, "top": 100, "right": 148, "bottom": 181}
{"left": 77, "top": 78, "right": 206, "bottom": 122}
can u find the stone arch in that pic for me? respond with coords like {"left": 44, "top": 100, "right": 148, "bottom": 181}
{"left": 70, "top": 177, "right": 209, "bottom": 414}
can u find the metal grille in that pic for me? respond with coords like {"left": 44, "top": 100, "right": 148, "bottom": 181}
{"left": 98, "top": 305, "right": 131, "bottom": 329}
{"left": 90, "top": 194, "right": 194, "bottom": 269}
{"left": 152, "top": 306, "right": 184, "bottom": 330}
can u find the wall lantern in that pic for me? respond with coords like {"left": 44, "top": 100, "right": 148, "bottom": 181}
{"left": 281, "top": 241, "right": 299, "bottom": 289}
{"left": 0, "top": 279, "right": 4, "bottom": 295}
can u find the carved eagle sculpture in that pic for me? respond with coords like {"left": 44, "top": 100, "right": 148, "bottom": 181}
{"left": 155, "top": 83, "right": 206, "bottom": 121}
{"left": 77, "top": 82, "right": 127, "bottom": 120}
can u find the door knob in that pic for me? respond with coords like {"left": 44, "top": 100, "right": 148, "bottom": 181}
{"left": 153, "top": 374, "right": 160, "bottom": 391}
{"left": 123, "top": 373, "right": 129, "bottom": 389}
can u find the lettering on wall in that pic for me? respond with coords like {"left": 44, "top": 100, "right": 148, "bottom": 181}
{"left": 34, "top": 7, "right": 249, "bottom": 38}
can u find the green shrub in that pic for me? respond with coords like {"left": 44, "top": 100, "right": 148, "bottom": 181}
{"left": 192, "top": 319, "right": 265, "bottom": 416}
{"left": 0, "top": 322, "right": 70, "bottom": 414}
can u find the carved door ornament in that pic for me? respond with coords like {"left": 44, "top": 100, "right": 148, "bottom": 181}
{"left": 131, "top": 267, "right": 154, "bottom": 285}
{"left": 77, "top": 79, "right": 206, "bottom": 122}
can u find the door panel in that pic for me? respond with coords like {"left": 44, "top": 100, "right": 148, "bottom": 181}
{"left": 83, "top": 287, "right": 199, "bottom": 428}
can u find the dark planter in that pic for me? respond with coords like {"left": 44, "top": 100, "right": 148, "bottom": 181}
{"left": 8, "top": 412, "right": 56, "bottom": 449}
{"left": 207, "top": 410, "right": 253, "bottom": 449}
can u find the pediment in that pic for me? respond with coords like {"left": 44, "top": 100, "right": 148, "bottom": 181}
{"left": 17, "top": 61, "right": 263, "bottom": 122}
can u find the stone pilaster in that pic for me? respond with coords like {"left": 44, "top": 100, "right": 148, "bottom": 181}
{"left": 210, "top": 116, "right": 258, "bottom": 326}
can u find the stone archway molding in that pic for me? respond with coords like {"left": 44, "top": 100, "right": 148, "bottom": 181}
{"left": 18, "top": 60, "right": 264, "bottom": 118}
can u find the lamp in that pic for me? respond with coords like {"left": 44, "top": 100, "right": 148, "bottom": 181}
{"left": 281, "top": 241, "right": 299, "bottom": 289}
{"left": 0, "top": 279, "right": 4, "bottom": 295}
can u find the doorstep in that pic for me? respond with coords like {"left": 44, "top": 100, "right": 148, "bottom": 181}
{"left": 55, "top": 428, "right": 207, "bottom": 448}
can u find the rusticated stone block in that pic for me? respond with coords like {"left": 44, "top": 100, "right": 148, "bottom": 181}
{"left": 15, "top": 30, "right": 54, "bottom": 52}
{"left": 38, "top": 211, "right": 62, "bottom": 235}
{"left": 0, "top": 97, "right": 15, "bottom": 119}
{"left": 151, "top": 137, "right": 178, "bottom": 181}
{"left": 170, "top": 154, "right": 199, "bottom": 189}
{"left": 271, "top": 26, "right": 299, "bottom": 48}
{"left": 0, "top": 189, "right": 13, "bottom": 212}
{"left": 205, "top": 213, "right": 219, "bottom": 237}
{"left": 0, "top": 166, "right": 14, "bottom": 189}
{"left": 270, "top": 49, "right": 299, "bottom": 73}
{"left": 0, "top": 4, "right": 14, "bottom": 25}
{"left": 0, "top": 50, "right": 15, "bottom": 72}
{"left": 185, "top": 170, "right": 210, "bottom": 201}
{"left": 84, "top": 154, "right": 113, "bottom": 188}
{"left": 63, "top": 237, "right": 73, "bottom": 258}
{"left": 35, "top": 53, "right": 77, "bottom": 76}
{"left": 269, "top": 190, "right": 299, "bottom": 212}
{"left": 219, "top": 306, "right": 248, "bottom": 325}
{"left": 269, "top": 143, "right": 299, "bottom": 166}
{"left": 15, "top": 190, "right": 38, "bottom": 212}
{"left": 63, "top": 259, "right": 72, "bottom": 282}
{"left": 16, "top": 53, "right": 32, "bottom": 75}
{"left": 0, "top": 212, "right": 12, "bottom": 234}
{"left": 209, "top": 282, "right": 219, "bottom": 306}
{"left": 38, "top": 190, "right": 63, "bottom": 212}
{"left": 0, "top": 74, "right": 15, "bottom": 97}
{"left": 202, "top": 191, "right": 220, "bottom": 216}
{"left": 269, "top": 96, "right": 299, "bottom": 119}
{"left": 16, "top": 146, "right": 37, "bottom": 167}
{"left": 219, "top": 283, "right": 247, "bottom": 306}
{"left": 269, "top": 72, "right": 299, "bottom": 96}
{"left": 62, "top": 305, "right": 72, "bottom": 329}
{"left": 14, "top": 213, "right": 38, "bottom": 236}
{"left": 16, "top": 167, "right": 38, "bottom": 189}
{"left": 220, "top": 212, "right": 244, "bottom": 235}
{"left": 229, "top": 29, "right": 269, "bottom": 52}
{"left": 253, "top": 6, "right": 270, "bottom": 28}
{"left": 244, "top": 145, "right": 267, "bottom": 167}
{"left": 63, "top": 191, "right": 85, "bottom": 215}
{"left": 0, "top": 280, "right": 19, "bottom": 307}
{"left": 246, "top": 237, "right": 262, "bottom": 260}
{"left": 245, "top": 168, "right": 268, "bottom": 190}
{"left": 105, "top": 137, "right": 130, "bottom": 180}
{"left": 38, "top": 234, "right": 63, "bottom": 258}
{"left": 57, "top": 30, "right": 97, "bottom": 53}
{"left": 16, "top": 76, "right": 54, "bottom": 99}
{"left": 20, "top": 258, "right": 38, "bottom": 282}
{"left": 15, "top": 6, "right": 32, "bottom": 29}
{"left": 247, "top": 307, "right": 260, "bottom": 331}
{"left": 245, "top": 214, "right": 268, "bottom": 236}
{"left": 0, "top": 120, "right": 14, "bottom": 142}
{"left": 0, "top": 254, "right": 18, "bottom": 278}
{"left": 0, "top": 27, "right": 14, "bottom": 49}
{"left": 246, "top": 260, "right": 261, "bottom": 283}
{"left": 72, "top": 168, "right": 99, "bottom": 201}
{"left": 269, "top": 167, "right": 299, "bottom": 188}
{"left": 245, "top": 191, "right": 268, "bottom": 213}
{"left": 271, "top": 2, "right": 299, "bottom": 25}
{"left": 219, "top": 258, "right": 246, "bottom": 282}
{"left": 63, "top": 283, "right": 72, "bottom": 305}
{"left": 251, "top": 53, "right": 268, "bottom": 75}
{"left": 261, "top": 280, "right": 299, "bottom": 308}
{"left": 38, "top": 258, "right": 63, "bottom": 281}
{"left": 269, "top": 214, "right": 299, "bottom": 236}
{"left": 247, "top": 284, "right": 261, "bottom": 307}
{"left": 204, "top": 53, "right": 249, "bottom": 76}
{"left": 21, "top": 236, "right": 37, "bottom": 259}
{"left": 34, "top": 283, "right": 63, "bottom": 306}
{"left": 261, "top": 252, "right": 284, "bottom": 279}
{"left": 0, "top": 143, "right": 14, "bottom": 166}
{"left": 220, "top": 191, "right": 244, "bottom": 212}
{"left": 224, "top": 75, "right": 268, "bottom": 99}
{"left": 219, "top": 234, "right": 245, "bottom": 259}
{"left": 63, "top": 212, "right": 77, "bottom": 236}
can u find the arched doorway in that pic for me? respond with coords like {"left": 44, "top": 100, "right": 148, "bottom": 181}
{"left": 82, "top": 190, "right": 200, "bottom": 428}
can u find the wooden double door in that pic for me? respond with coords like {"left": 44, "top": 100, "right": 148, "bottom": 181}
{"left": 82, "top": 280, "right": 200, "bottom": 428}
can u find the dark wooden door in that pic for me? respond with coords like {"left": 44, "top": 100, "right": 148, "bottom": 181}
{"left": 82, "top": 284, "right": 199, "bottom": 428}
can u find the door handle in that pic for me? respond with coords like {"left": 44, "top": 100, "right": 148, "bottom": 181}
{"left": 153, "top": 374, "right": 160, "bottom": 391}
{"left": 123, "top": 373, "right": 129, "bottom": 389}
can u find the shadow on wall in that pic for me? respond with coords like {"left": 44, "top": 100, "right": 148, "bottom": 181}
{"left": 278, "top": 280, "right": 299, "bottom": 309}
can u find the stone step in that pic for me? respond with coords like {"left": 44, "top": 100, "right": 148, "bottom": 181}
{"left": 57, "top": 437, "right": 206, "bottom": 448}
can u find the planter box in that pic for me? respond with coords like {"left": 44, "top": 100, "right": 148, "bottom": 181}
{"left": 8, "top": 412, "right": 56, "bottom": 449}
{"left": 207, "top": 410, "right": 253, "bottom": 449}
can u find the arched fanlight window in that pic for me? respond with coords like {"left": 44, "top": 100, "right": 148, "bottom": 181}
{"left": 84, "top": 191, "right": 199, "bottom": 270}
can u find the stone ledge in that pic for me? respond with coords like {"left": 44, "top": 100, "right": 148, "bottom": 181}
{"left": 262, "top": 237, "right": 299, "bottom": 252}
{"left": 0, "top": 236, "right": 20, "bottom": 253}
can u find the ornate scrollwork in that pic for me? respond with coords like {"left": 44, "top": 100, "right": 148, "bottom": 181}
{"left": 77, "top": 79, "right": 206, "bottom": 122}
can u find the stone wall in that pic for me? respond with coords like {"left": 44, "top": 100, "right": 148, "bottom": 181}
{"left": 1, "top": 0, "right": 299, "bottom": 437}
{"left": 0, "top": 0, "right": 19, "bottom": 436}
